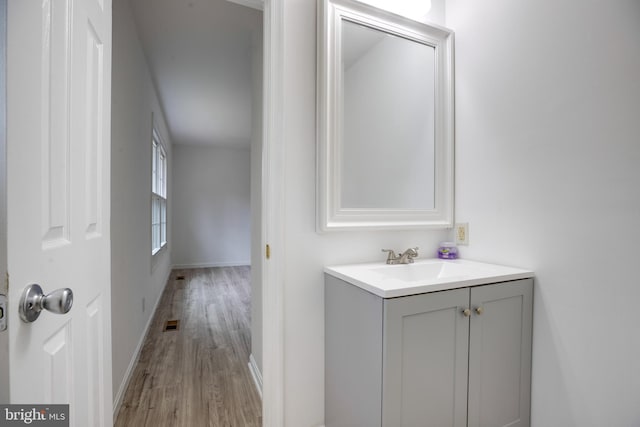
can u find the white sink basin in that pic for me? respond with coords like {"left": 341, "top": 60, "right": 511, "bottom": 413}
{"left": 325, "top": 259, "right": 534, "bottom": 298}
{"left": 370, "top": 261, "right": 471, "bottom": 282}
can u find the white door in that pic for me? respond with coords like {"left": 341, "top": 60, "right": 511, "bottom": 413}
{"left": 6, "top": 0, "right": 113, "bottom": 425}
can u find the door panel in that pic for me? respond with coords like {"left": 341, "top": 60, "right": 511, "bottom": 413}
{"left": 383, "top": 288, "right": 469, "bottom": 427}
{"left": 86, "top": 296, "right": 105, "bottom": 427}
{"left": 84, "top": 20, "right": 104, "bottom": 237}
{"left": 468, "top": 280, "right": 533, "bottom": 427}
{"left": 7, "top": 0, "right": 112, "bottom": 425}
{"left": 42, "top": 323, "right": 73, "bottom": 404}
{"left": 41, "top": 0, "right": 72, "bottom": 246}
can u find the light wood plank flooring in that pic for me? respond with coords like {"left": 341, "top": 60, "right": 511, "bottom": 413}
{"left": 115, "top": 267, "right": 262, "bottom": 427}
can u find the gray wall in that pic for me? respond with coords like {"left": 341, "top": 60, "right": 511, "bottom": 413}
{"left": 447, "top": 0, "right": 640, "bottom": 425}
{"left": 111, "top": 0, "right": 173, "bottom": 410}
{"left": 171, "top": 145, "right": 251, "bottom": 268}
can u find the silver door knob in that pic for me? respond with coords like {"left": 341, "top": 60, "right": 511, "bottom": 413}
{"left": 462, "top": 308, "right": 471, "bottom": 317}
{"left": 19, "top": 284, "right": 73, "bottom": 323}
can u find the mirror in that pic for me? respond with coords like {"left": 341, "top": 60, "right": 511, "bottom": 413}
{"left": 341, "top": 20, "right": 436, "bottom": 210}
{"left": 317, "top": 0, "right": 454, "bottom": 231}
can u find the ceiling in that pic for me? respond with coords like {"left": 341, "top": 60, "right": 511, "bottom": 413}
{"left": 129, "top": 0, "right": 262, "bottom": 148}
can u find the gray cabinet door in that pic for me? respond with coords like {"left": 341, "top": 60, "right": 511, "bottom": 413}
{"left": 468, "top": 279, "right": 533, "bottom": 427}
{"left": 383, "top": 288, "right": 470, "bottom": 427}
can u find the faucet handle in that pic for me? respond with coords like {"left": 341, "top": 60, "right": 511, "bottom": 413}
{"left": 381, "top": 249, "right": 397, "bottom": 263}
{"left": 406, "top": 247, "right": 419, "bottom": 263}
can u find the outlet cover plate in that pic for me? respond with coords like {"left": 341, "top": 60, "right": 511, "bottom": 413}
{"left": 455, "top": 223, "right": 469, "bottom": 245}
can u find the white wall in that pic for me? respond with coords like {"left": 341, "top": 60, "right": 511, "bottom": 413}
{"left": 111, "top": 0, "right": 173, "bottom": 408}
{"left": 446, "top": 0, "right": 640, "bottom": 425}
{"left": 172, "top": 145, "right": 251, "bottom": 268}
{"left": 280, "top": 1, "right": 449, "bottom": 425}
{"left": 250, "top": 17, "right": 264, "bottom": 373}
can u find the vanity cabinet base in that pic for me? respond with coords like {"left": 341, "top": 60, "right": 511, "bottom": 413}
{"left": 325, "top": 275, "right": 533, "bottom": 427}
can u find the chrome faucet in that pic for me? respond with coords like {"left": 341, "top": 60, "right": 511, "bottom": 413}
{"left": 382, "top": 247, "right": 419, "bottom": 265}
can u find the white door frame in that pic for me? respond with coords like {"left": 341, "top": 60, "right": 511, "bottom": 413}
{"left": 262, "top": 0, "right": 285, "bottom": 425}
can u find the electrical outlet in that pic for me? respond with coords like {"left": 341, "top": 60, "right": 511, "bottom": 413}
{"left": 455, "top": 223, "right": 469, "bottom": 245}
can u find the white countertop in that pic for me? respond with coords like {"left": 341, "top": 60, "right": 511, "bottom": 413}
{"left": 324, "top": 258, "right": 534, "bottom": 298}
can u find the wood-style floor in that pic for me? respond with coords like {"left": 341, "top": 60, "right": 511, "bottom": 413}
{"left": 115, "top": 267, "right": 262, "bottom": 427}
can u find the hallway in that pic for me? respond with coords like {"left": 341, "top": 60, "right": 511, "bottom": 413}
{"left": 115, "top": 267, "right": 261, "bottom": 427}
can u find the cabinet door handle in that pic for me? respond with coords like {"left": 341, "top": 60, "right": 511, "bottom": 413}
{"left": 475, "top": 307, "right": 484, "bottom": 315}
{"left": 462, "top": 308, "right": 471, "bottom": 317}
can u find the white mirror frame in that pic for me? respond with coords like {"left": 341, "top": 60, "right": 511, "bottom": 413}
{"left": 317, "top": 0, "right": 454, "bottom": 231}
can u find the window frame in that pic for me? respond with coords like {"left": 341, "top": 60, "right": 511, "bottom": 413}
{"left": 151, "top": 128, "right": 167, "bottom": 256}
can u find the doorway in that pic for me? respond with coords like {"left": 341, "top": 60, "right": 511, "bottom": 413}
{"left": 110, "top": 0, "right": 265, "bottom": 422}
{"left": 0, "top": 0, "right": 285, "bottom": 424}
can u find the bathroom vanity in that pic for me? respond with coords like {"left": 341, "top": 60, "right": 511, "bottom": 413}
{"left": 325, "top": 259, "right": 534, "bottom": 427}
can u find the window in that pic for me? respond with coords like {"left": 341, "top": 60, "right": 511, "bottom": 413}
{"left": 152, "top": 129, "right": 167, "bottom": 255}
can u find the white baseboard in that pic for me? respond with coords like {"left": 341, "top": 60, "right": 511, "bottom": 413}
{"left": 248, "top": 353, "right": 263, "bottom": 399}
{"left": 172, "top": 260, "right": 250, "bottom": 269}
{"left": 112, "top": 269, "right": 171, "bottom": 419}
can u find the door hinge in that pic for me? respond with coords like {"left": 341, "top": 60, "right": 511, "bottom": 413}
{"left": 266, "top": 244, "right": 271, "bottom": 260}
